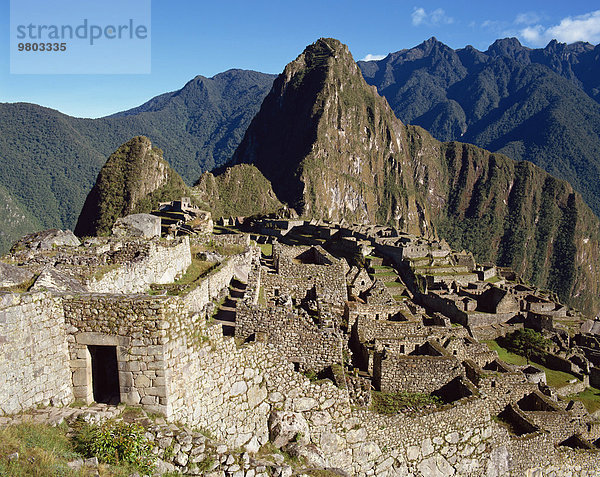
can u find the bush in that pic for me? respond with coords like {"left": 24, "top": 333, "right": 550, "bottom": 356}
{"left": 73, "top": 420, "right": 155, "bottom": 474}
{"left": 499, "top": 328, "right": 549, "bottom": 363}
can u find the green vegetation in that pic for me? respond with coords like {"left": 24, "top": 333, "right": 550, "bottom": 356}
{"left": 74, "top": 136, "right": 189, "bottom": 237}
{"left": 566, "top": 386, "right": 600, "bottom": 414}
{"left": 0, "top": 71, "right": 275, "bottom": 253}
{"left": 371, "top": 390, "right": 442, "bottom": 414}
{"left": 483, "top": 339, "right": 578, "bottom": 388}
{"left": 72, "top": 420, "right": 155, "bottom": 474}
{"left": 0, "top": 421, "right": 153, "bottom": 476}
{"left": 499, "top": 329, "right": 550, "bottom": 364}
{"left": 259, "top": 243, "right": 273, "bottom": 257}
{"left": 359, "top": 38, "right": 600, "bottom": 218}
{"left": 193, "top": 165, "right": 282, "bottom": 219}
{"left": 0, "top": 422, "right": 81, "bottom": 477}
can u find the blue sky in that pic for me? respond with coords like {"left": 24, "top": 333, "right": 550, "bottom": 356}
{"left": 1, "top": 0, "right": 599, "bottom": 118}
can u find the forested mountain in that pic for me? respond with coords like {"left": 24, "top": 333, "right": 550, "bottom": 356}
{"left": 0, "top": 70, "right": 275, "bottom": 252}
{"left": 74, "top": 136, "right": 188, "bottom": 237}
{"left": 358, "top": 37, "right": 600, "bottom": 215}
{"left": 2, "top": 37, "right": 600, "bottom": 259}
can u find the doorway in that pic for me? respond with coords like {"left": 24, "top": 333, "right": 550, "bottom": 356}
{"left": 88, "top": 345, "right": 120, "bottom": 405}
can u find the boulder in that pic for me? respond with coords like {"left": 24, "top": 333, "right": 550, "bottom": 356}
{"left": 112, "top": 214, "right": 161, "bottom": 238}
{"left": 285, "top": 442, "right": 328, "bottom": 468}
{"left": 11, "top": 229, "right": 80, "bottom": 251}
{"left": 0, "top": 262, "right": 34, "bottom": 288}
{"left": 268, "top": 411, "right": 310, "bottom": 449}
{"left": 30, "top": 266, "right": 87, "bottom": 293}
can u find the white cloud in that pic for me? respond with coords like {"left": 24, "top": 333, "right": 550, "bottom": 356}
{"left": 412, "top": 7, "right": 427, "bottom": 26}
{"left": 411, "top": 7, "right": 453, "bottom": 27}
{"left": 515, "top": 12, "right": 541, "bottom": 25}
{"left": 361, "top": 54, "right": 386, "bottom": 62}
{"left": 519, "top": 10, "right": 600, "bottom": 46}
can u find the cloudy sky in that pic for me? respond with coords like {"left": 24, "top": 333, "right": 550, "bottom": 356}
{"left": 1, "top": 0, "right": 599, "bottom": 118}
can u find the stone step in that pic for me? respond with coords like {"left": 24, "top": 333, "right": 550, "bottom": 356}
{"left": 212, "top": 319, "right": 236, "bottom": 327}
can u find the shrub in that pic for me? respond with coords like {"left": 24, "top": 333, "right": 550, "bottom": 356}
{"left": 73, "top": 420, "right": 155, "bottom": 474}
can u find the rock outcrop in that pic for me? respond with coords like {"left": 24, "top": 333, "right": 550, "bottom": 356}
{"left": 74, "top": 136, "right": 188, "bottom": 237}
{"left": 0, "top": 261, "right": 34, "bottom": 289}
{"left": 11, "top": 229, "right": 80, "bottom": 252}
{"left": 112, "top": 213, "right": 161, "bottom": 238}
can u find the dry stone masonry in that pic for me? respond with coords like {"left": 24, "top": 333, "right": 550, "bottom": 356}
{"left": 1, "top": 220, "right": 599, "bottom": 475}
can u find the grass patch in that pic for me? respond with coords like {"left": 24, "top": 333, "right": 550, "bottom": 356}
{"left": 0, "top": 422, "right": 80, "bottom": 477}
{"left": 371, "top": 391, "right": 442, "bottom": 414}
{"left": 371, "top": 271, "right": 398, "bottom": 277}
{"left": 259, "top": 243, "right": 273, "bottom": 257}
{"left": 566, "top": 386, "right": 600, "bottom": 414}
{"left": 483, "top": 340, "right": 579, "bottom": 388}
{"left": 92, "top": 263, "right": 121, "bottom": 281}
{"left": 385, "top": 281, "right": 404, "bottom": 287}
{"left": 173, "top": 258, "right": 216, "bottom": 286}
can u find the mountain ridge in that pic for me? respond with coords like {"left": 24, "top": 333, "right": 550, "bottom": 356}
{"left": 358, "top": 37, "right": 600, "bottom": 215}
{"left": 0, "top": 69, "right": 275, "bottom": 252}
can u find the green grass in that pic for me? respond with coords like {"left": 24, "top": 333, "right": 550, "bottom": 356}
{"left": 483, "top": 340, "right": 579, "bottom": 388}
{"left": 173, "top": 258, "right": 215, "bottom": 286}
{"left": 372, "top": 271, "right": 398, "bottom": 277}
{"left": 259, "top": 243, "right": 273, "bottom": 257}
{"left": 0, "top": 422, "right": 143, "bottom": 477}
{"left": 0, "top": 422, "right": 80, "bottom": 477}
{"left": 371, "top": 391, "right": 442, "bottom": 414}
{"left": 567, "top": 386, "right": 600, "bottom": 414}
{"left": 385, "top": 281, "right": 404, "bottom": 287}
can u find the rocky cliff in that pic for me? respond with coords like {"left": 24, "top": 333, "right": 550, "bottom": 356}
{"left": 224, "top": 38, "right": 600, "bottom": 315}
{"left": 230, "top": 38, "right": 434, "bottom": 238}
{"left": 74, "top": 136, "right": 187, "bottom": 237}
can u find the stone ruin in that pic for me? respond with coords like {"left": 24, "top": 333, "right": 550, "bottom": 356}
{"left": 1, "top": 220, "right": 600, "bottom": 476}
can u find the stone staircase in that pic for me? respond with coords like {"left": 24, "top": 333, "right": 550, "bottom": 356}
{"left": 212, "top": 278, "right": 247, "bottom": 336}
{"left": 260, "top": 252, "right": 276, "bottom": 274}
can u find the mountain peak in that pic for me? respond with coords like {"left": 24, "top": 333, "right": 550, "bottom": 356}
{"left": 229, "top": 38, "right": 432, "bottom": 235}
{"left": 74, "top": 136, "right": 187, "bottom": 237}
{"left": 486, "top": 37, "right": 528, "bottom": 56}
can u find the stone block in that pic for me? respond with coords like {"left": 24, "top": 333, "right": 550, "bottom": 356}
{"left": 112, "top": 214, "right": 161, "bottom": 239}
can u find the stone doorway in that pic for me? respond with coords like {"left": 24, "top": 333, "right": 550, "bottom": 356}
{"left": 88, "top": 345, "right": 120, "bottom": 405}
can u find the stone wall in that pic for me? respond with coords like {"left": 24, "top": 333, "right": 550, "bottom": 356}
{"left": 0, "top": 292, "right": 73, "bottom": 414}
{"left": 87, "top": 237, "right": 191, "bottom": 294}
{"left": 163, "top": 313, "right": 352, "bottom": 454}
{"left": 182, "top": 248, "right": 254, "bottom": 314}
{"left": 374, "top": 351, "right": 465, "bottom": 393}
{"left": 235, "top": 305, "right": 343, "bottom": 372}
{"left": 63, "top": 293, "right": 187, "bottom": 414}
{"left": 272, "top": 244, "right": 348, "bottom": 305}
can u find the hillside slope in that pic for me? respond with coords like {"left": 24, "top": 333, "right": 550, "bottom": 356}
{"left": 0, "top": 70, "right": 275, "bottom": 251}
{"left": 358, "top": 37, "right": 600, "bottom": 215}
